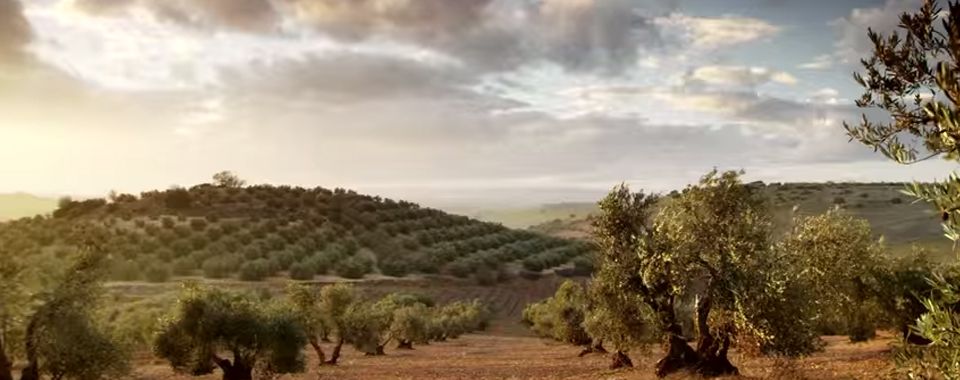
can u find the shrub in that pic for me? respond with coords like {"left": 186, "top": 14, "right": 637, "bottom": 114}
{"left": 379, "top": 258, "right": 411, "bottom": 277}
{"left": 307, "top": 253, "right": 333, "bottom": 275}
{"left": 171, "top": 257, "right": 198, "bottom": 276}
{"left": 190, "top": 235, "right": 209, "bottom": 251}
{"left": 239, "top": 259, "right": 272, "bottom": 281}
{"left": 202, "top": 255, "right": 240, "bottom": 279}
{"left": 335, "top": 256, "right": 374, "bottom": 279}
{"left": 154, "top": 247, "right": 175, "bottom": 262}
{"left": 164, "top": 187, "right": 192, "bottom": 209}
{"left": 144, "top": 263, "right": 171, "bottom": 283}
{"left": 205, "top": 226, "right": 223, "bottom": 241}
{"left": 110, "top": 259, "right": 141, "bottom": 281}
{"left": 288, "top": 261, "right": 316, "bottom": 280}
{"left": 170, "top": 240, "right": 192, "bottom": 258}
{"left": 189, "top": 218, "right": 207, "bottom": 231}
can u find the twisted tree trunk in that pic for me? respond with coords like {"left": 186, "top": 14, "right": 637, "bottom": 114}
{"left": 691, "top": 296, "right": 737, "bottom": 377}
{"left": 19, "top": 315, "right": 40, "bottom": 380}
{"left": 214, "top": 354, "right": 252, "bottom": 380}
{"left": 609, "top": 350, "right": 633, "bottom": 369}
{"left": 0, "top": 339, "right": 12, "bottom": 380}
{"left": 309, "top": 337, "right": 326, "bottom": 366}
{"left": 653, "top": 294, "right": 700, "bottom": 378}
{"left": 324, "top": 338, "right": 344, "bottom": 365}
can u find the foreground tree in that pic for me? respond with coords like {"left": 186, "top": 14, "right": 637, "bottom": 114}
{"left": 17, "top": 230, "right": 129, "bottom": 380}
{"left": 592, "top": 171, "right": 820, "bottom": 378}
{"left": 844, "top": 0, "right": 960, "bottom": 376}
{"left": 0, "top": 248, "right": 27, "bottom": 380}
{"left": 153, "top": 285, "right": 306, "bottom": 380}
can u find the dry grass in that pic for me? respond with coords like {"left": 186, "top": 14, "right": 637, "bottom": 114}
{"left": 128, "top": 332, "right": 895, "bottom": 380}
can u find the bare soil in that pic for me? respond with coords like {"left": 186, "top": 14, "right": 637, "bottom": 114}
{"left": 128, "top": 332, "right": 894, "bottom": 380}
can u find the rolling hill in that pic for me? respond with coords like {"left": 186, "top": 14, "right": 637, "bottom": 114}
{"left": 0, "top": 183, "right": 593, "bottom": 286}
{"left": 515, "top": 182, "right": 952, "bottom": 258}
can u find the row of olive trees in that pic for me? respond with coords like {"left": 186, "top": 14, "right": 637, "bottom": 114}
{"left": 523, "top": 170, "right": 947, "bottom": 377}
{"left": 153, "top": 283, "right": 491, "bottom": 380}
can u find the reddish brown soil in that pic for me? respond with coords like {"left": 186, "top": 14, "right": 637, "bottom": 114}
{"left": 128, "top": 332, "right": 894, "bottom": 380}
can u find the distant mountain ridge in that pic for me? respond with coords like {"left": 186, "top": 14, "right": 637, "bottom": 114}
{"left": 0, "top": 192, "right": 57, "bottom": 221}
{"left": 480, "top": 182, "right": 951, "bottom": 258}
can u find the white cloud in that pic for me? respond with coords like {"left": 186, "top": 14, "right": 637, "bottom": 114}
{"left": 799, "top": 54, "right": 834, "bottom": 70}
{"left": 809, "top": 88, "right": 841, "bottom": 104}
{"left": 688, "top": 65, "right": 797, "bottom": 87}
{"left": 655, "top": 14, "right": 781, "bottom": 49}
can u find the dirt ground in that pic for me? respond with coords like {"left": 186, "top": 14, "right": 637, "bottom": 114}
{"left": 129, "top": 330, "right": 895, "bottom": 380}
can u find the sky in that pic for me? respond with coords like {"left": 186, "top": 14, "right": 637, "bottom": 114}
{"left": 0, "top": 0, "right": 956, "bottom": 208}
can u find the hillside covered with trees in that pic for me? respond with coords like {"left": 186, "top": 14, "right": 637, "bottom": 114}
{"left": 0, "top": 172, "right": 593, "bottom": 286}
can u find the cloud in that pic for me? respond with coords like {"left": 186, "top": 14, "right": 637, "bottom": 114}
{"left": 831, "top": 0, "right": 922, "bottom": 64}
{"left": 655, "top": 14, "right": 780, "bottom": 49}
{"left": 286, "top": 0, "right": 493, "bottom": 41}
{"left": 220, "top": 52, "right": 477, "bottom": 104}
{"left": 65, "top": 0, "right": 679, "bottom": 74}
{"left": 798, "top": 53, "right": 834, "bottom": 70}
{"left": 0, "top": 0, "right": 32, "bottom": 65}
{"left": 70, "top": 0, "right": 279, "bottom": 32}
{"left": 532, "top": 0, "right": 672, "bottom": 72}
{"left": 685, "top": 65, "right": 797, "bottom": 89}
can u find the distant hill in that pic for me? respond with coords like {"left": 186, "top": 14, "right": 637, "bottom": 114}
{"left": 467, "top": 202, "right": 597, "bottom": 229}
{"left": 525, "top": 182, "right": 952, "bottom": 259}
{"left": 0, "top": 193, "right": 57, "bottom": 221}
{"left": 0, "top": 184, "right": 592, "bottom": 285}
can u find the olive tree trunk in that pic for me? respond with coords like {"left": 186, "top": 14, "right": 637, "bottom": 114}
{"left": 309, "top": 338, "right": 326, "bottom": 366}
{"left": 324, "top": 338, "right": 344, "bottom": 365}
{"left": 691, "top": 296, "right": 737, "bottom": 377}
{"left": 19, "top": 315, "right": 40, "bottom": 380}
{"left": 0, "top": 337, "right": 13, "bottom": 380}
{"left": 609, "top": 351, "right": 633, "bottom": 369}
{"left": 214, "top": 355, "right": 252, "bottom": 380}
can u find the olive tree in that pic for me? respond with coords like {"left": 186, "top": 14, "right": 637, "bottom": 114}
{"left": 592, "top": 171, "right": 821, "bottom": 378}
{"left": 522, "top": 280, "right": 606, "bottom": 357}
{"left": 153, "top": 284, "right": 307, "bottom": 380}
{"left": 212, "top": 171, "right": 246, "bottom": 189}
{"left": 390, "top": 304, "right": 430, "bottom": 350}
{"left": 341, "top": 293, "right": 434, "bottom": 355}
{"left": 17, "top": 234, "right": 129, "bottom": 380}
{"left": 286, "top": 284, "right": 333, "bottom": 367}
{"left": 340, "top": 301, "right": 391, "bottom": 356}
{"left": 843, "top": 1, "right": 960, "bottom": 376}
{"left": 780, "top": 210, "right": 885, "bottom": 341}
{"left": 0, "top": 249, "right": 27, "bottom": 380}
{"left": 316, "top": 283, "right": 357, "bottom": 365}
